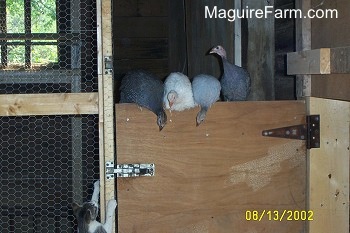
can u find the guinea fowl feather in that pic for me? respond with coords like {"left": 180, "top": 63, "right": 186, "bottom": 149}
{"left": 210, "top": 45, "right": 251, "bottom": 101}
{"left": 120, "top": 70, "right": 167, "bottom": 130}
{"left": 192, "top": 74, "right": 221, "bottom": 126}
{"left": 163, "top": 72, "right": 196, "bottom": 111}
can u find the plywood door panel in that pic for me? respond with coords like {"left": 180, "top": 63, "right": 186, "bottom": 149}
{"left": 116, "top": 101, "right": 306, "bottom": 233}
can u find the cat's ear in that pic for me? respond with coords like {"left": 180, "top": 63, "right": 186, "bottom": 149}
{"left": 72, "top": 203, "right": 81, "bottom": 215}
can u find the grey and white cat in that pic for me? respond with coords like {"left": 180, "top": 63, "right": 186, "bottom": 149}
{"left": 72, "top": 181, "right": 117, "bottom": 233}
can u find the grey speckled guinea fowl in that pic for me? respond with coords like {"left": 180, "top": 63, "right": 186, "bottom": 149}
{"left": 192, "top": 74, "right": 221, "bottom": 126}
{"left": 210, "top": 45, "right": 250, "bottom": 101}
{"left": 119, "top": 70, "right": 167, "bottom": 131}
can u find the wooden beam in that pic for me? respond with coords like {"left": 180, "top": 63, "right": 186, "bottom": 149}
{"left": 243, "top": 0, "right": 275, "bottom": 100}
{"left": 98, "top": 0, "right": 115, "bottom": 230}
{"left": 234, "top": 0, "right": 242, "bottom": 67}
{"left": 114, "top": 38, "right": 168, "bottom": 59}
{"left": 114, "top": 17, "right": 168, "bottom": 38}
{"left": 114, "top": 0, "right": 168, "bottom": 17}
{"left": 307, "top": 97, "right": 350, "bottom": 233}
{"left": 114, "top": 58, "right": 168, "bottom": 80}
{"left": 185, "top": 0, "right": 235, "bottom": 78}
{"left": 287, "top": 48, "right": 330, "bottom": 75}
{"left": 288, "top": 47, "right": 350, "bottom": 75}
{"left": 295, "top": 0, "right": 311, "bottom": 98}
{"left": 330, "top": 47, "right": 350, "bottom": 73}
{"left": 311, "top": 75, "right": 350, "bottom": 102}
{"left": 0, "top": 93, "right": 98, "bottom": 116}
{"left": 168, "top": 0, "right": 187, "bottom": 73}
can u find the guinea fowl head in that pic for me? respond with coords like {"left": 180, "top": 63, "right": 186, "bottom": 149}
{"left": 167, "top": 90, "right": 178, "bottom": 109}
{"left": 157, "top": 110, "right": 167, "bottom": 131}
{"left": 209, "top": 45, "right": 227, "bottom": 59}
{"left": 196, "top": 107, "right": 208, "bottom": 127}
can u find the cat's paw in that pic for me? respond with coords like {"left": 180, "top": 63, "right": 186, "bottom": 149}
{"left": 107, "top": 199, "right": 117, "bottom": 210}
{"left": 94, "top": 180, "right": 100, "bottom": 189}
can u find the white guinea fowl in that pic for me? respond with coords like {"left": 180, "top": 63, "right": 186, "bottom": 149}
{"left": 163, "top": 72, "right": 196, "bottom": 111}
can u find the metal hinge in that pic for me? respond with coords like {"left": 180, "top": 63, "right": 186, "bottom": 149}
{"left": 104, "top": 56, "right": 113, "bottom": 74}
{"left": 262, "top": 115, "right": 320, "bottom": 149}
{"left": 106, "top": 162, "right": 155, "bottom": 180}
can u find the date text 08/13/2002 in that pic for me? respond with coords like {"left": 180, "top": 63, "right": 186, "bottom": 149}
{"left": 245, "top": 210, "right": 314, "bottom": 221}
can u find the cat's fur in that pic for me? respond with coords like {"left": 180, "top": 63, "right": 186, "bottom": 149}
{"left": 72, "top": 181, "right": 117, "bottom": 233}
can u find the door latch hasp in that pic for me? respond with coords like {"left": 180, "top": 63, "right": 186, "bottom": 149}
{"left": 106, "top": 162, "right": 155, "bottom": 179}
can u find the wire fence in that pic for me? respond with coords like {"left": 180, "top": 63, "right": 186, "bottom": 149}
{"left": 0, "top": 1, "right": 99, "bottom": 232}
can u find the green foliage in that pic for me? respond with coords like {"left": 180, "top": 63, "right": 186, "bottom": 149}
{"left": 32, "top": 45, "right": 58, "bottom": 64}
{"left": 6, "top": 0, "right": 58, "bottom": 66}
{"left": 7, "top": 45, "right": 25, "bottom": 64}
{"left": 31, "top": 0, "right": 57, "bottom": 33}
{"left": 6, "top": 0, "right": 24, "bottom": 33}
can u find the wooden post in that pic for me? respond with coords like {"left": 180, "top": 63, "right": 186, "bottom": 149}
{"left": 242, "top": 0, "right": 275, "bottom": 100}
{"left": 97, "top": 0, "right": 115, "bottom": 230}
{"left": 168, "top": 0, "right": 187, "bottom": 73}
{"left": 295, "top": 0, "right": 311, "bottom": 98}
{"left": 234, "top": 0, "right": 242, "bottom": 67}
{"left": 185, "top": 0, "right": 235, "bottom": 78}
{"left": 307, "top": 97, "right": 350, "bottom": 233}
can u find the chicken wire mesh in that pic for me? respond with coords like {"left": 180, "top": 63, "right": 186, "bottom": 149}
{"left": 0, "top": 0, "right": 100, "bottom": 232}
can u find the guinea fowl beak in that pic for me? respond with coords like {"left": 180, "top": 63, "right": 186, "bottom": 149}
{"left": 159, "top": 125, "right": 164, "bottom": 131}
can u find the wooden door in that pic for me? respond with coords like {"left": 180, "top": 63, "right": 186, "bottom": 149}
{"left": 307, "top": 97, "right": 350, "bottom": 233}
{"left": 116, "top": 101, "right": 306, "bottom": 233}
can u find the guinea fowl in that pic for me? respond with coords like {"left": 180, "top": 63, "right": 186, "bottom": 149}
{"left": 192, "top": 74, "right": 221, "bottom": 126}
{"left": 119, "top": 70, "right": 167, "bottom": 131}
{"left": 163, "top": 72, "right": 196, "bottom": 111}
{"left": 210, "top": 45, "right": 250, "bottom": 101}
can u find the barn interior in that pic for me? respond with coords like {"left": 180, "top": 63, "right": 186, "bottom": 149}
{"left": 0, "top": 0, "right": 349, "bottom": 232}
{"left": 113, "top": 0, "right": 296, "bottom": 100}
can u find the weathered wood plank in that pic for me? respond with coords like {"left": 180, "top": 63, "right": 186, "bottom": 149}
{"left": 287, "top": 48, "right": 330, "bottom": 75}
{"left": 243, "top": 0, "right": 275, "bottom": 100}
{"left": 114, "top": 38, "right": 168, "bottom": 59}
{"left": 99, "top": 0, "right": 115, "bottom": 229}
{"left": 185, "top": 0, "right": 234, "bottom": 78}
{"left": 330, "top": 47, "right": 350, "bottom": 73}
{"left": 295, "top": 0, "right": 311, "bottom": 98}
{"left": 114, "top": 0, "right": 168, "bottom": 17}
{"left": 288, "top": 47, "right": 350, "bottom": 75}
{"left": 308, "top": 0, "right": 349, "bottom": 101}
{"left": 0, "top": 93, "right": 98, "bottom": 116}
{"left": 116, "top": 101, "right": 306, "bottom": 233}
{"left": 311, "top": 0, "right": 349, "bottom": 49}
{"left": 311, "top": 75, "right": 350, "bottom": 101}
{"left": 114, "top": 17, "right": 168, "bottom": 38}
{"left": 168, "top": 0, "right": 187, "bottom": 73}
{"left": 234, "top": 0, "right": 242, "bottom": 67}
{"left": 307, "top": 97, "right": 350, "bottom": 233}
{"left": 114, "top": 58, "right": 168, "bottom": 79}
